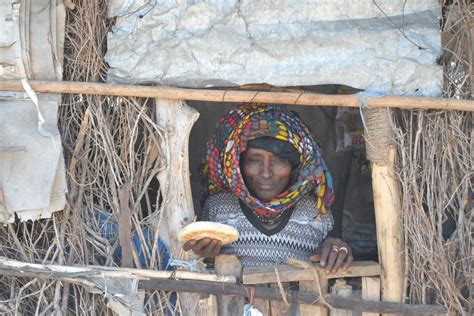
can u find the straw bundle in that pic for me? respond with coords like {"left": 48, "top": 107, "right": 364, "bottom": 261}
{"left": 1, "top": 0, "right": 179, "bottom": 314}
{"left": 392, "top": 1, "right": 472, "bottom": 314}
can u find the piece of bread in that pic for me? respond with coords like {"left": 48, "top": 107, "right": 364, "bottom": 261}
{"left": 178, "top": 221, "right": 239, "bottom": 245}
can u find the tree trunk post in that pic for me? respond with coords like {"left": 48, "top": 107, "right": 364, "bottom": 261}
{"left": 363, "top": 107, "right": 404, "bottom": 308}
{"left": 155, "top": 99, "right": 200, "bottom": 315}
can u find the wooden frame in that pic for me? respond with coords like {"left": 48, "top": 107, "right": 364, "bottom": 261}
{"left": 244, "top": 261, "right": 381, "bottom": 316}
{"left": 1, "top": 79, "right": 473, "bottom": 111}
{"left": 1, "top": 80, "right": 470, "bottom": 314}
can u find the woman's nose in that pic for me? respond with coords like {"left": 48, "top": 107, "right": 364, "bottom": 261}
{"left": 260, "top": 162, "right": 273, "bottom": 178}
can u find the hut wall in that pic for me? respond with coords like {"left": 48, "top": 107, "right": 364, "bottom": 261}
{"left": 105, "top": 0, "right": 443, "bottom": 96}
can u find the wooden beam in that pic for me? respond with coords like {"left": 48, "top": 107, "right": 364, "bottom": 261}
{"left": 215, "top": 255, "right": 244, "bottom": 316}
{"left": 371, "top": 148, "right": 404, "bottom": 303}
{"left": 154, "top": 99, "right": 200, "bottom": 316}
{"left": 0, "top": 256, "right": 236, "bottom": 283}
{"left": 155, "top": 99, "right": 199, "bottom": 255}
{"left": 138, "top": 279, "right": 447, "bottom": 315}
{"left": 242, "top": 261, "right": 380, "bottom": 285}
{"left": 1, "top": 79, "right": 473, "bottom": 111}
{"left": 362, "top": 276, "right": 381, "bottom": 316}
{"left": 0, "top": 256, "right": 446, "bottom": 315}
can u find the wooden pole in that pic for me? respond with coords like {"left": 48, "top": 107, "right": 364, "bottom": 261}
{"left": 138, "top": 279, "right": 447, "bottom": 315}
{"left": 0, "top": 256, "right": 447, "bottom": 315}
{"left": 1, "top": 79, "right": 473, "bottom": 111}
{"left": 155, "top": 99, "right": 201, "bottom": 316}
{"left": 155, "top": 98, "right": 199, "bottom": 258}
{"left": 0, "top": 256, "right": 236, "bottom": 283}
{"left": 242, "top": 261, "right": 381, "bottom": 284}
{"left": 362, "top": 276, "right": 381, "bottom": 316}
{"left": 215, "top": 255, "right": 244, "bottom": 315}
{"left": 371, "top": 148, "right": 404, "bottom": 304}
{"left": 363, "top": 107, "right": 404, "bottom": 310}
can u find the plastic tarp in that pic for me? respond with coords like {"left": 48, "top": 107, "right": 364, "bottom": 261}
{"left": 0, "top": 0, "right": 67, "bottom": 222}
{"left": 106, "top": 0, "right": 442, "bottom": 96}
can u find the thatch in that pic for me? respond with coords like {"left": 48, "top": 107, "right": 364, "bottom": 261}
{"left": 0, "top": 0, "right": 471, "bottom": 315}
{"left": 392, "top": 1, "right": 472, "bottom": 314}
{"left": 1, "top": 0, "right": 178, "bottom": 314}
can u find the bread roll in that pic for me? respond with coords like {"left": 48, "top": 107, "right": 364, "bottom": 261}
{"left": 178, "top": 221, "right": 239, "bottom": 245}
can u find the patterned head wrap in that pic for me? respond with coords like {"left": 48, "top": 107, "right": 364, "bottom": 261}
{"left": 201, "top": 104, "right": 334, "bottom": 225}
{"left": 247, "top": 136, "right": 300, "bottom": 168}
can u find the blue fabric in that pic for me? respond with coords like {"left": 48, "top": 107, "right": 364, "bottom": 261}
{"left": 97, "top": 213, "right": 177, "bottom": 313}
{"left": 97, "top": 213, "right": 171, "bottom": 269}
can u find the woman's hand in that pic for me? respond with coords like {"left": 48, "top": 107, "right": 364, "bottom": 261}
{"left": 309, "top": 237, "right": 353, "bottom": 274}
{"left": 182, "top": 238, "right": 222, "bottom": 258}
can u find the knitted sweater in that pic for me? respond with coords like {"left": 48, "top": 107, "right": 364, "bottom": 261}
{"left": 202, "top": 192, "right": 334, "bottom": 267}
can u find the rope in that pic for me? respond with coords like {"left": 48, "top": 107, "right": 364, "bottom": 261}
{"left": 245, "top": 285, "right": 255, "bottom": 305}
{"left": 357, "top": 91, "right": 395, "bottom": 165}
{"left": 273, "top": 264, "right": 290, "bottom": 307}
{"left": 357, "top": 90, "right": 385, "bottom": 134}
{"left": 286, "top": 258, "right": 334, "bottom": 310}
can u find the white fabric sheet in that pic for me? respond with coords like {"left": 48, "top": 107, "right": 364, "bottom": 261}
{"left": 0, "top": 0, "right": 67, "bottom": 222}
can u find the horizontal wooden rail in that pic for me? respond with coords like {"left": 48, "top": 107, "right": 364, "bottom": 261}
{"left": 0, "top": 257, "right": 446, "bottom": 314}
{"left": 1, "top": 79, "right": 473, "bottom": 111}
{"left": 139, "top": 278, "right": 447, "bottom": 315}
{"left": 243, "top": 261, "right": 380, "bottom": 284}
{"left": 0, "top": 256, "right": 236, "bottom": 283}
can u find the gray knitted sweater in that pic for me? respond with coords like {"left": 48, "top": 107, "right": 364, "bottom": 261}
{"left": 202, "top": 192, "right": 334, "bottom": 267}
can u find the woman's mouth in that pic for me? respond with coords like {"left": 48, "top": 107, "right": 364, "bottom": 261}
{"left": 257, "top": 183, "right": 275, "bottom": 190}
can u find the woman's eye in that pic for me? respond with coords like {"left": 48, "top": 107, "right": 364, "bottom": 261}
{"left": 247, "top": 157, "right": 261, "bottom": 164}
{"left": 273, "top": 157, "right": 286, "bottom": 164}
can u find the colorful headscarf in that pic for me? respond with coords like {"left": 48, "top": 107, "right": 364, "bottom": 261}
{"left": 201, "top": 104, "right": 334, "bottom": 225}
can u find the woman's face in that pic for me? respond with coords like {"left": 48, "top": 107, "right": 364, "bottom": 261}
{"left": 241, "top": 148, "right": 293, "bottom": 202}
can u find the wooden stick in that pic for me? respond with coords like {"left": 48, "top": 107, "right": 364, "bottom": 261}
{"left": 0, "top": 256, "right": 236, "bottom": 283}
{"left": 1, "top": 79, "right": 473, "bottom": 111}
{"left": 243, "top": 261, "right": 380, "bottom": 284}
{"left": 138, "top": 279, "right": 447, "bottom": 315}
{"left": 118, "top": 182, "right": 133, "bottom": 268}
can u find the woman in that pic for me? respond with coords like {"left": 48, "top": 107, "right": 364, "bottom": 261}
{"left": 184, "top": 104, "right": 352, "bottom": 273}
